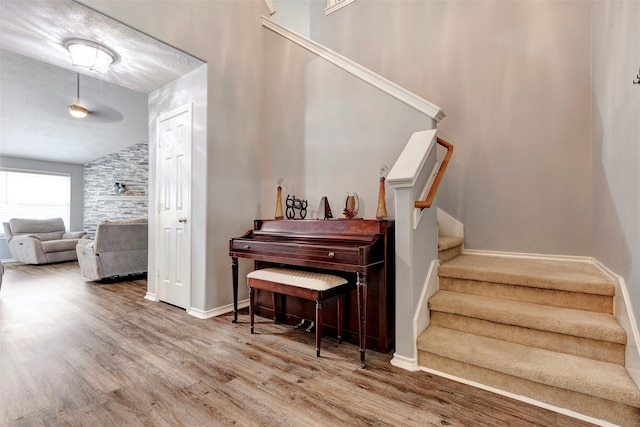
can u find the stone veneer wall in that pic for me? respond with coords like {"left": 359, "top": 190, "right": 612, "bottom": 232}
{"left": 84, "top": 141, "right": 149, "bottom": 237}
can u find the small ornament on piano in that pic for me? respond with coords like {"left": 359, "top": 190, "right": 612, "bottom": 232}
{"left": 376, "top": 165, "right": 389, "bottom": 220}
{"left": 317, "top": 196, "right": 333, "bottom": 219}
{"left": 275, "top": 178, "right": 284, "bottom": 219}
{"left": 343, "top": 191, "right": 359, "bottom": 219}
{"left": 285, "top": 195, "right": 308, "bottom": 219}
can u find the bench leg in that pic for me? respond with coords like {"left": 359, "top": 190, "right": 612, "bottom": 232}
{"left": 315, "top": 300, "right": 322, "bottom": 357}
{"left": 337, "top": 293, "right": 344, "bottom": 344}
{"left": 272, "top": 292, "right": 277, "bottom": 322}
{"left": 249, "top": 287, "right": 255, "bottom": 334}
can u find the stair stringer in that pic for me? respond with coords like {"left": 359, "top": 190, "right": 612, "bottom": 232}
{"left": 593, "top": 259, "right": 640, "bottom": 389}
{"left": 390, "top": 258, "right": 439, "bottom": 372}
{"left": 437, "top": 208, "right": 464, "bottom": 240}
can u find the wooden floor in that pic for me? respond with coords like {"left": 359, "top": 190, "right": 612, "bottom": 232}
{"left": 0, "top": 262, "right": 596, "bottom": 427}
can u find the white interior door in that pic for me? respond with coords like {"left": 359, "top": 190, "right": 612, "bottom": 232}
{"left": 156, "top": 104, "right": 192, "bottom": 309}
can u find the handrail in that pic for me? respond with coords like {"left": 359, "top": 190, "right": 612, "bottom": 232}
{"left": 414, "top": 137, "right": 453, "bottom": 209}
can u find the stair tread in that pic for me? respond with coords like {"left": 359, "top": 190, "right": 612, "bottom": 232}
{"left": 438, "top": 235, "right": 464, "bottom": 251}
{"left": 429, "top": 291, "right": 626, "bottom": 344}
{"left": 438, "top": 254, "right": 615, "bottom": 296}
{"left": 417, "top": 325, "right": 640, "bottom": 408}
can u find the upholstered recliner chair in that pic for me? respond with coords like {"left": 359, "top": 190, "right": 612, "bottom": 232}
{"left": 76, "top": 218, "right": 148, "bottom": 281}
{"left": 3, "top": 218, "right": 88, "bottom": 264}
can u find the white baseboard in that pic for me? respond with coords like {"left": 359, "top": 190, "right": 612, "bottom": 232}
{"left": 462, "top": 248, "right": 594, "bottom": 263}
{"left": 418, "top": 366, "right": 616, "bottom": 427}
{"left": 390, "top": 353, "right": 420, "bottom": 371}
{"left": 144, "top": 292, "right": 158, "bottom": 302}
{"left": 187, "top": 299, "right": 250, "bottom": 319}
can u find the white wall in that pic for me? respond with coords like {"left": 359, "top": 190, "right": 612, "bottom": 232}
{"left": 84, "top": 0, "right": 265, "bottom": 313}
{"left": 592, "top": 0, "right": 640, "bottom": 362}
{"left": 309, "top": 0, "right": 593, "bottom": 256}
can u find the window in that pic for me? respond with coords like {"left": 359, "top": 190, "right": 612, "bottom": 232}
{"left": 0, "top": 169, "right": 71, "bottom": 234}
{"left": 324, "top": 0, "right": 357, "bottom": 16}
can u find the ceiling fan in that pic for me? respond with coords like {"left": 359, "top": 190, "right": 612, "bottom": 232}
{"left": 68, "top": 73, "right": 89, "bottom": 119}
{"left": 67, "top": 73, "right": 123, "bottom": 123}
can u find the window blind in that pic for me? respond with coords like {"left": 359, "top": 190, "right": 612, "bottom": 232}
{"left": 0, "top": 169, "right": 71, "bottom": 233}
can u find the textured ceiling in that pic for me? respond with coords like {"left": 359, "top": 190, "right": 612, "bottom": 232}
{"left": 0, "top": 0, "right": 205, "bottom": 164}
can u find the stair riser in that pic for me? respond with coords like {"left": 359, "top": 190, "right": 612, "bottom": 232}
{"left": 439, "top": 277, "right": 613, "bottom": 313}
{"left": 430, "top": 311, "right": 625, "bottom": 365}
{"left": 418, "top": 351, "right": 640, "bottom": 427}
{"left": 438, "top": 245, "right": 462, "bottom": 264}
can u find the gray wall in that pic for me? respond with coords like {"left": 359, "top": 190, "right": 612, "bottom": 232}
{"left": 261, "top": 28, "right": 435, "bottom": 222}
{"left": 592, "top": 1, "right": 640, "bottom": 348}
{"left": 0, "top": 156, "right": 84, "bottom": 259}
{"left": 148, "top": 65, "right": 208, "bottom": 311}
{"left": 85, "top": 0, "right": 265, "bottom": 313}
{"left": 309, "top": 0, "right": 593, "bottom": 256}
{"left": 83, "top": 141, "right": 149, "bottom": 237}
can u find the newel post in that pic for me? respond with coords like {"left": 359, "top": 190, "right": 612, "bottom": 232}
{"left": 387, "top": 129, "right": 439, "bottom": 370}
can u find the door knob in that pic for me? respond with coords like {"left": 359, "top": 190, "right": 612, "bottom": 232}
{"left": 178, "top": 217, "right": 187, "bottom": 223}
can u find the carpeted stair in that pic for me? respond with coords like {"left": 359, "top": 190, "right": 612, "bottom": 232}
{"left": 418, "top": 250, "right": 640, "bottom": 426}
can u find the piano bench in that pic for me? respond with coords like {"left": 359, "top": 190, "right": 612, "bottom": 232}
{"left": 246, "top": 267, "right": 352, "bottom": 357}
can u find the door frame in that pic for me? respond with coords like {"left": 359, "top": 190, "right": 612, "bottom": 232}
{"left": 154, "top": 102, "right": 193, "bottom": 310}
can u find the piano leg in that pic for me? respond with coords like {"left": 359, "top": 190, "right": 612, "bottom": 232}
{"left": 357, "top": 272, "right": 368, "bottom": 369}
{"left": 231, "top": 257, "right": 239, "bottom": 323}
{"left": 337, "top": 293, "right": 343, "bottom": 344}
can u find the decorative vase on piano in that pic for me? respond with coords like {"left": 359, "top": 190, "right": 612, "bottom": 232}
{"left": 343, "top": 192, "right": 359, "bottom": 219}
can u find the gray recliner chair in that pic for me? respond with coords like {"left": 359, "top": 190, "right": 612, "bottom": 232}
{"left": 76, "top": 218, "right": 148, "bottom": 281}
{"left": 3, "top": 218, "right": 88, "bottom": 264}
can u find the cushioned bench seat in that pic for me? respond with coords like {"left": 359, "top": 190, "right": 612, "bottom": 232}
{"left": 247, "top": 267, "right": 354, "bottom": 359}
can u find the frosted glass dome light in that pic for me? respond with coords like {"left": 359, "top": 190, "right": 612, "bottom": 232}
{"left": 65, "top": 39, "right": 116, "bottom": 74}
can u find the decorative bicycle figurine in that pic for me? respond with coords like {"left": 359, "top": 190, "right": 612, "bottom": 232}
{"left": 286, "top": 195, "right": 308, "bottom": 219}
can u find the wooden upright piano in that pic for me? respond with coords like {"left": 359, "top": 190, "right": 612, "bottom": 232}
{"left": 229, "top": 219, "right": 394, "bottom": 354}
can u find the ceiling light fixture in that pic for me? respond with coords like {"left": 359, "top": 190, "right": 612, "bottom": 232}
{"left": 68, "top": 73, "right": 89, "bottom": 119}
{"left": 65, "top": 38, "right": 116, "bottom": 74}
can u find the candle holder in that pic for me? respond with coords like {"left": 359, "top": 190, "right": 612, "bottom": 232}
{"left": 275, "top": 178, "right": 284, "bottom": 219}
{"left": 376, "top": 165, "right": 388, "bottom": 220}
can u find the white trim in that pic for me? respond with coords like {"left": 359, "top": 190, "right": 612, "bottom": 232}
{"left": 418, "top": 366, "right": 616, "bottom": 427}
{"left": 462, "top": 248, "right": 594, "bottom": 264}
{"left": 592, "top": 260, "right": 640, "bottom": 389}
{"left": 263, "top": 0, "right": 276, "bottom": 16}
{"left": 437, "top": 208, "right": 464, "bottom": 239}
{"left": 392, "top": 259, "right": 439, "bottom": 372}
{"left": 390, "top": 353, "right": 419, "bottom": 371}
{"left": 324, "top": 0, "right": 357, "bottom": 16}
{"left": 144, "top": 292, "right": 158, "bottom": 302}
{"left": 187, "top": 299, "right": 250, "bottom": 319}
{"left": 387, "top": 130, "right": 438, "bottom": 188}
{"left": 261, "top": 17, "right": 445, "bottom": 123}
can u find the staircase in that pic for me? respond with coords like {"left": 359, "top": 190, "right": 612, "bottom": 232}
{"left": 418, "top": 241, "right": 640, "bottom": 426}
